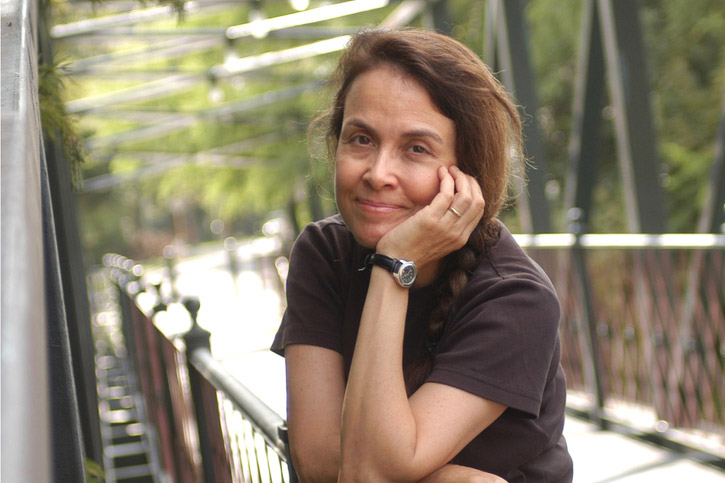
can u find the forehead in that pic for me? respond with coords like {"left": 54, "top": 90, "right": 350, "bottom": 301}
{"left": 342, "top": 65, "right": 450, "bottom": 128}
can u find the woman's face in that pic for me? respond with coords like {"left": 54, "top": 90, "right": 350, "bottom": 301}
{"left": 335, "top": 65, "right": 457, "bottom": 249}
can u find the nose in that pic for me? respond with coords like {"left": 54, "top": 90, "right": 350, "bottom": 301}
{"left": 362, "top": 149, "right": 398, "bottom": 190}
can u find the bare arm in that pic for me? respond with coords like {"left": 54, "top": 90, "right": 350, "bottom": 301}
{"left": 420, "top": 464, "right": 508, "bottom": 483}
{"left": 338, "top": 167, "right": 506, "bottom": 481}
{"left": 285, "top": 345, "right": 507, "bottom": 483}
{"left": 339, "top": 269, "right": 505, "bottom": 481}
{"left": 285, "top": 344, "right": 345, "bottom": 482}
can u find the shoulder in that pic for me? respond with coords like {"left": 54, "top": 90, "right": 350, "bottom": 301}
{"left": 292, "top": 214, "right": 355, "bottom": 263}
{"left": 458, "top": 222, "right": 560, "bottom": 326}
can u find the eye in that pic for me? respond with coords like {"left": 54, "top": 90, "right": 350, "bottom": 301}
{"left": 409, "top": 144, "right": 429, "bottom": 155}
{"left": 354, "top": 135, "right": 372, "bottom": 145}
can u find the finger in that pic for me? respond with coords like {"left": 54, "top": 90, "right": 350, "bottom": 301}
{"left": 448, "top": 167, "right": 481, "bottom": 220}
{"left": 454, "top": 167, "right": 483, "bottom": 202}
{"left": 428, "top": 166, "right": 456, "bottom": 217}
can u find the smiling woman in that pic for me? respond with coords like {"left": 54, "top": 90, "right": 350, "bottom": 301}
{"left": 271, "top": 28, "right": 573, "bottom": 483}
{"left": 334, "top": 64, "right": 458, "bottom": 265}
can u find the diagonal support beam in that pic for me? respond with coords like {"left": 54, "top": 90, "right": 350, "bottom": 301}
{"left": 83, "top": 82, "right": 320, "bottom": 151}
{"left": 598, "top": 0, "right": 666, "bottom": 233}
{"left": 698, "top": 92, "right": 725, "bottom": 233}
{"left": 494, "top": 0, "right": 552, "bottom": 233}
{"left": 564, "top": 0, "right": 605, "bottom": 229}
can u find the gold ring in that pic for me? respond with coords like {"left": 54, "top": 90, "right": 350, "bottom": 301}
{"left": 449, "top": 207, "right": 462, "bottom": 218}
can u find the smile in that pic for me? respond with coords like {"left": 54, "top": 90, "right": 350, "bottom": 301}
{"left": 356, "top": 199, "right": 403, "bottom": 213}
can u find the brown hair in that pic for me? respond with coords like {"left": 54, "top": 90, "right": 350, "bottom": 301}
{"left": 319, "top": 28, "right": 522, "bottom": 394}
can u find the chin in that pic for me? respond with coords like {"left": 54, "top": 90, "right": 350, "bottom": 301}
{"left": 353, "top": 233, "right": 380, "bottom": 250}
{"left": 340, "top": 211, "right": 395, "bottom": 249}
{"left": 349, "top": 226, "right": 385, "bottom": 250}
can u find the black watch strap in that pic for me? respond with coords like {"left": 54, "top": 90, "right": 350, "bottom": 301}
{"left": 365, "top": 253, "right": 397, "bottom": 272}
{"left": 362, "top": 253, "right": 418, "bottom": 287}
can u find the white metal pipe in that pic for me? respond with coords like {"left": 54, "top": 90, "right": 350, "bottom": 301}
{"left": 1, "top": 0, "right": 52, "bottom": 480}
{"left": 513, "top": 233, "right": 725, "bottom": 249}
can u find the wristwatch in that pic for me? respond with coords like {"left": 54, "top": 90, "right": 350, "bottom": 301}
{"left": 364, "top": 253, "right": 418, "bottom": 288}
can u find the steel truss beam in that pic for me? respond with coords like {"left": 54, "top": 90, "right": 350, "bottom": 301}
{"left": 698, "top": 94, "right": 725, "bottom": 233}
{"left": 69, "top": 0, "right": 428, "bottom": 157}
{"left": 485, "top": 0, "right": 552, "bottom": 233}
{"left": 564, "top": 0, "right": 604, "bottom": 232}
{"left": 567, "top": 0, "right": 666, "bottom": 233}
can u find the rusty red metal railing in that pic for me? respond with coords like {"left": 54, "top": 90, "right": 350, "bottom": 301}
{"left": 105, "top": 254, "right": 296, "bottom": 482}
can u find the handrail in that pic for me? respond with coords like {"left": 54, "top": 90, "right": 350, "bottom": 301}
{"left": 513, "top": 232, "right": 725, "bottom": 249}
{"left": 102, "top": 236, "right": 725, "bottom": 476}
{"left": 1, "top": 0, "right": 52, "bottom": 481}
{"left": 104, "top": 253, "right": 296, "bottom": 481}
{"left": 189, "top": 348, "right": 290, "bottom": 453}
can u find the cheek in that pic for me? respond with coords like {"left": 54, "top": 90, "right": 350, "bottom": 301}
{"left": 405, "top": 170, "right": 441, "bottom": 206}
{"left": 334, "top": 165, "right": 352, "bottom": 199}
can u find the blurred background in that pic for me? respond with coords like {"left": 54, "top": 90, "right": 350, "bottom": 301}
{"left": 3, "top": 0, "right": 724, "bottom": 482}
{"left": 45, "top": 0, "right": 724, "bottom": 264}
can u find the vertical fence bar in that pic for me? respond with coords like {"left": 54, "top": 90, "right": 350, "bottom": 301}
{"left": 569, "top": 215, "right": 607, "bottom": 426}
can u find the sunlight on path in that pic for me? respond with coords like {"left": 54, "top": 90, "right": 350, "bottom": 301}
{"left": 144, "top": 239, "right": 288, "bottom": 417}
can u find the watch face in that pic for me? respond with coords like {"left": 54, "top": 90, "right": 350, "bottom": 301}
{"left": 398, "top": 264, "right": 417, "bottom": 287}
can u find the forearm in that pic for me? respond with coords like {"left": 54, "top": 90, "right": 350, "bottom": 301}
{"left": 285, "top": 345, "right": 345, "bottom": 483}
{"left": 339, "top": 267, "right": 422, "bottom": 481}
{"left": 419, "top": 464, "right": 507, "bottom": 483}
{"left": 290, "top": 431, "right": 340, "bottom": 483}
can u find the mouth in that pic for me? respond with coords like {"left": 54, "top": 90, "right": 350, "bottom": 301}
{"left": 356, "top": 198, "right": 402, "bottom": 213}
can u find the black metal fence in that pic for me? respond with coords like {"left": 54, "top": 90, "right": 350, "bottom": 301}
{"left": 100, "top": 231, "right": 724, "bottom": 481}
{"left": 103, "top": 254, "right": 296, "bottom": 482}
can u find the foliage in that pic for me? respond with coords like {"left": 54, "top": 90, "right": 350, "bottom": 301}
{"left": 523, "top": 0, "right": 724, "bottom": 232}
{"left": 84, "top": 458, "right": 105, "bottom": 483}
{"left": 48, "top": 0, "right": 725, "bottom": 262}
{"left": 38, "top": 60, "right": 85, "bottom": 191}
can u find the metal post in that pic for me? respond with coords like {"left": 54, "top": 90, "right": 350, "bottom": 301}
{"left": 567, "top": 210, "right": 607, "bottom": 427}
{"left": 698, "top": 93, "right": 725, "bottom": 234}
{"left": 430, "top": 0, "right": 453, "bottom": 36}
{"left": 163, "top": 244, "right": 179, "bottom": 299}
{"left": 483, "top": 0, "right": 498, "bottom": 67}
{"left": 182, "top": 297, "right": 219, "bottom": 483}
{"left": 564, "top": 0, "right": 605, "bottom": 228}
{"left": 37, "top": 5, "right": 104, "bottom": 470}
{"left": 494, "top": 0, "right": 552, "bottom": 233}
{"left": 598, "top": 0, "right": 666, "bottom": 233}
{"left": 41, "top": 137, "right": 88, "bottom": 483}
{"left": 224, "top": 237, "right": 239, "bottom": 294}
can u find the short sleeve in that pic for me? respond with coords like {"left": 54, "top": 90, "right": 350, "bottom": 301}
{"left": 271, "top": 217, "right": 352, "bottom": 356}
{"left": 427, "top": 259, "right": 561, "bottom": 418}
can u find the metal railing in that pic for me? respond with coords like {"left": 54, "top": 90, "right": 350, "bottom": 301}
{"left": 516, "top": 232, "right": 725, "bottom": 466}
{"left": 100, "top": 230, "right": 725, "bottom": 479}
{"left": 1, "top": 0, "right": 53, "bottom": 480}
{"left": 103, "top": 254, "right": 296, "bottom": 482}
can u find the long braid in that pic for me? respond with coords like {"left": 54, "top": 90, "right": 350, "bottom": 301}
{"left": 404, "top": 222, "right": 492, "bottom": 395}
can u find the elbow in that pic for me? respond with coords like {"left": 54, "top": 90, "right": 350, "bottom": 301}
{"left": 339, "top": 449, "right": 421, "bottom": 483}
{"left": 290, "top": 444, "right": 340, "bottom": 483}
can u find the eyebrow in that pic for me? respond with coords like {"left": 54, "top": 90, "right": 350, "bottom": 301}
{"left": 342, "top": 117, "right": 445, "bottom": 144}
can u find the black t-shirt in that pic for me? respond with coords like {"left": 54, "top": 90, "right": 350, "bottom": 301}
{"left": 272, "top": 215, "right": 573, "bottom": 482}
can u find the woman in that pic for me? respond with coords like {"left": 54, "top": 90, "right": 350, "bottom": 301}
{"left": 272, "top": 28, "right": 573, "bottom": 482}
